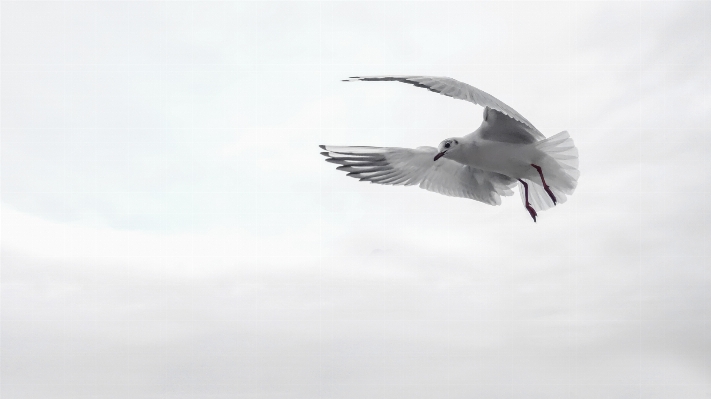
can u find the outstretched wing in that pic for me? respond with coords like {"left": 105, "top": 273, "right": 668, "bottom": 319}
{"left": 343, "top": 75, "right": 536, "bottom": 130}
{"left": 320, "top": 145, "right": 516, "bottom": 206}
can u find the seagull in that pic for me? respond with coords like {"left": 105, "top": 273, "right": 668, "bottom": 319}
{"left": 320, "top": 76, "right": 579, "bottom": 222}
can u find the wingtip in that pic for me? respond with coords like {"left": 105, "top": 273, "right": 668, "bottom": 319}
{"left": 319, "top": 144, "right": 326, "bottom": 150}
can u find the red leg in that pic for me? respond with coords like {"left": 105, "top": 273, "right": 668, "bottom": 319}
{"left": 531, "top": 164, "right": 557, "bottom": 205}
{"left": 518, "top": 179, "right": 537, "bottom": 222}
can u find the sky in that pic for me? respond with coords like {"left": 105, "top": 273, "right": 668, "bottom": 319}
{"left": 1, "top": 1, "right": 710, "bottom": 398}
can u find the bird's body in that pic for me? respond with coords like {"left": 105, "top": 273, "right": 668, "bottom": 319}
{"left": 321, "top": 76, "right": 579, "bottom": 222}
{"left": 451, "top": 136, "right": 535, "bottom": 179}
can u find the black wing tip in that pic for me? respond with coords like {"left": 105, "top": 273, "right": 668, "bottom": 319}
{"left": 319, "top": 144, "right": 327, "bottom": 150}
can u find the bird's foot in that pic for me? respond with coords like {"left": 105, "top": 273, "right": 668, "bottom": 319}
{"left": 525, "top": 203, "right": 537, "bottom": 222}
{"left": 531, "top": 164, "right": 557, "bottom": 206}
{"left": 544, "top": 186, "right": 557, "bottom": 205}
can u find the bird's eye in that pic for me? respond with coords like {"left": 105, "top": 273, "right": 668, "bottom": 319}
{"left": 444, "top": 142, "right": 450, "bottom": 148}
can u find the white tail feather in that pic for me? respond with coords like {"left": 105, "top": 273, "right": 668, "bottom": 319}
{"left": 519, "top": 131, "right": 579, "bottom": 212}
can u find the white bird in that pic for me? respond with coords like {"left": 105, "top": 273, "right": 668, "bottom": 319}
{"left": 320, "top": 76, "right": 579, "bottom": 222}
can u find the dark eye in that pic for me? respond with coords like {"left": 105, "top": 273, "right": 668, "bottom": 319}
{"left": 444, "top": 142, "right": 450, "bottom": 148}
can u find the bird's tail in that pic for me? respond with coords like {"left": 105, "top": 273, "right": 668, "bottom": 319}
{"left": 519, "top": 131, "right": 579, "bottom": 212}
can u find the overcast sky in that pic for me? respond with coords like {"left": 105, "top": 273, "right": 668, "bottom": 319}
{"left": 1, "top": 1, "right": 710, "bottom": 398}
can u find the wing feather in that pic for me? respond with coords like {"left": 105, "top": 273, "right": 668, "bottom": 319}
{"left": 320, "top": 145, "right": 515, "bottom": 205}
{"left": 343, "top": 75, "right": 535, "bottom": 130}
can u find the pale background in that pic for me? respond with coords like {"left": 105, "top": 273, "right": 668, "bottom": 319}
{"left": 1, "top": 1, "right": 710, "bottom": 398}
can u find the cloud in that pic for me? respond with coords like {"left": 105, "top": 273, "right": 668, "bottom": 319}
{"left": 2, "top": 2, "right": 710, "bottom": 398}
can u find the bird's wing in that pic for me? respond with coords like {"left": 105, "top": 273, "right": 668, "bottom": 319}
{"left": 320, "top": 145, "right": 516, "bottom": 205}
{"left": 477, "top": 107, "right": 546, "bottom": 143}
{"left": 343, "top": 75, "right": 536, "bottom": 130}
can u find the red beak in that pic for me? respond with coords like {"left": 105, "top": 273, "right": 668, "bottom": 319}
{"left": 433, "top": 151, "right": 446, "bottom": 161}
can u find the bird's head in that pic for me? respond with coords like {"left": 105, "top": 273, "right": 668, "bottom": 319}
{"left": 434, "top": 138, "right": 461, "bottom": 161}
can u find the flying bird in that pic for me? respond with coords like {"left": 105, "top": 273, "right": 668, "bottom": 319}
{"left": 320, "top": 76, "right": 579, "bottom": 222}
